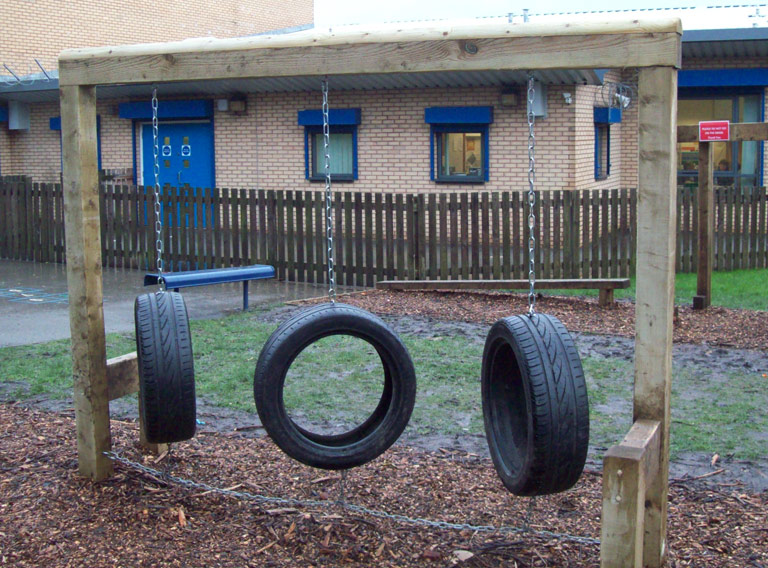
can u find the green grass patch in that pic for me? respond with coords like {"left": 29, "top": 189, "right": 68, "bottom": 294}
{"left": 539, "top": 268, "right": 768, "bottom": 311}
{"left": 1, "top": 309, "right": 765, "bottom": 461}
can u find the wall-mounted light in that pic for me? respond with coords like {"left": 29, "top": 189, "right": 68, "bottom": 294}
{"left": 216, "top": 98, "right": 247, "bottom": 113}
{"left": 562, "top": 92, "right": 573, "bottom": 105}
{"left": 500, "top": 88, "right": 519, "bottom": 107}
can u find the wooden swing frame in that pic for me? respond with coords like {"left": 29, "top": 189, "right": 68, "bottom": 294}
{"left": 59, "top": 18, "right": 681, "bottom": 567}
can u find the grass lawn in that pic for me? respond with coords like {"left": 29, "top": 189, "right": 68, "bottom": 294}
{"left": 2, "top": 306, "right": 766, "bottom": 461}
{"left": 540, "top": 268, "right": 768, "bottom": 311}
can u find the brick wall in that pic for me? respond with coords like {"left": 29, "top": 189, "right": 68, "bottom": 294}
{"left": 212, "top": 85, "right": 579, "bottom": 192}
{"left": 1, "top": 0, "right": 313, "bottom": 75}
{"left": 0, "top": 127, "right": 10, "bottom": 176}
{"left": 1, "top": 101, "right": 135, "bottom": 182}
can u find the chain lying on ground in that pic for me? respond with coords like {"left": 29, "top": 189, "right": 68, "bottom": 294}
{"left": 104, "top": 451, "right": 600, "bottom": 546}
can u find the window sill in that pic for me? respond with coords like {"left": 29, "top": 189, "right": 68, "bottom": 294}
{"left": 435, "top": 176, "right": 485, "bottom": 184}
{"left": 309, "top": 176, "right": 355, "bottom": 183}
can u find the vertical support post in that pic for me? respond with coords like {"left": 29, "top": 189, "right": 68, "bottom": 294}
{"left": 61, "top": 85, "right": 113, "bottom": 480}
{"left": 633, "top": 66, "right": 677, "bottom": 567}
{"left": 601, "top": 420, "right": 661, "bottom": 568}
{"left": 693, "top": 141, "right": 714, "bottom": 309}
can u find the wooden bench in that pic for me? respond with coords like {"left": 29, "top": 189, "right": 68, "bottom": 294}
{"left": 144, "top": 265, "right": 275, "bottom": 310}
{"left": 375, "top": 278, "right": 631, "bottom": 306}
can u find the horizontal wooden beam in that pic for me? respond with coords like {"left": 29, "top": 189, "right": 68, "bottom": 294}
{"left": 59, "top": 20, "right": 681, "bottom": 86}
{"left": 376, "top": 278, "right": 630, "bottom": 291}
{"left": 106, "top": 351, "right": 139, "bottom": 402}
{"left": 601, "top": 419, "right": 662, "bottom": 568}
{"left": 678, "top": 122, "right": 768, "bottom": 143}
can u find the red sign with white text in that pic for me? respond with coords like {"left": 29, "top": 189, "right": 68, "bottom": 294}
{"left": 699, "top": 121, "right": 730, "bottom": 142}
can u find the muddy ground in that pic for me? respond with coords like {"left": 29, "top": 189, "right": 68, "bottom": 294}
{"left": 5, "top": 299, "right": 767, "bottom": 492}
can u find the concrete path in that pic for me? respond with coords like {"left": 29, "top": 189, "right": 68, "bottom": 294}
{"left": 0, "top": 260, "right": 331, "bottom": 347}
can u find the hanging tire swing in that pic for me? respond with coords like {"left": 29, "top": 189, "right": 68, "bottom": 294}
{"left": 253, "top": 79, "right": 416, "bottom": 470}
{"left": 135, "top": 290, "right": 196, "bottom": 444}
{"left": 481, "top": 74, "right": 589, "bottom": 497}
{"left": 254, "top": 303, "right": 416, "bottom": 470}
{"left": 134, "top": 87, "right": 197, "bottom": 444}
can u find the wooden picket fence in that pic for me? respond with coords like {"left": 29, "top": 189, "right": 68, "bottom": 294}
{"left": 1, "top": 180, "right": 767, "bottom": 286}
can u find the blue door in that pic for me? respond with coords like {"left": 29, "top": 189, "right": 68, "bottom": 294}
{"left": 141, "top": 121, "right": 214, "bottom": 189}
{"left": 141, "top": 121, "right": 215, "bottom": 232}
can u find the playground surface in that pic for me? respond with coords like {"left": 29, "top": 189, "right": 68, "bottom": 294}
{"left": 1, "top": 287, "right": 766, "bottom": 566}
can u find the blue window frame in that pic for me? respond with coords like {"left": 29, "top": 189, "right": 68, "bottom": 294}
{"left": 425, "top": 106, "right": 493, "bottom": 183}
{"left": 593, "top": 107, "right": 620, "bottom": 181}
{"left": 298, "top": 109, "right": 360, "bottom": 182}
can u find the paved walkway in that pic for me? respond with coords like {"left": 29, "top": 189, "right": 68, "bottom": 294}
{"left": 0, "top": 260, "right": 330, "bottom": 347}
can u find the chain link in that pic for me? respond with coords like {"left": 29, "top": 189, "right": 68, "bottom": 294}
{"left": 321, "top": 79, "right": 336, "bottom": 303}
{"left": 151, "top": 87, "right": 165, "bottom": 286}
{"left": 103, "top": 451, "right": 599, "bottom": 546}
{"left": 526, "top": 73, "right": 537, "bottom": 316}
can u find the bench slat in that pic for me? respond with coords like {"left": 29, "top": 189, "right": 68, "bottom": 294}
{"left": 376, "top": 279, "right": 630, "bottom": 291}
{"left": 144, "top": 264, "right": 275, "bottom": 288}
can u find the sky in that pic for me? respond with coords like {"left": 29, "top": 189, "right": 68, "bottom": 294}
{"left": 314, "top": 0, "right": 765, "bottom": 28}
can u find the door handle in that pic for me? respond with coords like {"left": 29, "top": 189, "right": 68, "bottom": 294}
{"left": 177, "top": 170, "right": 182, "bottom": 183}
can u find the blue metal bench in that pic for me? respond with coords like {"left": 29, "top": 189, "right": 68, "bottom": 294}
{"left": 144, "top": 265, "right": 276, "bottom": 310}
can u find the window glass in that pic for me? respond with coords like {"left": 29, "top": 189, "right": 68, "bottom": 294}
{"left": 438, "top": 132, "right": 483, "bottom": 178}
{"left": 595, "top": 125, "right": 610, "bottom": 180}
{"left": 310, "top": 131, "right": 354, "bottom": 180}
{"left": 677, "top": 95, "right": 762, "bottom": 188}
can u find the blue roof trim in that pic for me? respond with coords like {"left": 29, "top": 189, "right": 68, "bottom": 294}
{"left": 425, "top": 106, "right": 494, "bottom": 124}
{"left": 297, "top": 108, "right": 361, "bottom": 126}
{"left": 118, "top": 100, "right": 213, "bottom": 119}
{"left": 0, "top": 106, "right": 7, "bottom": 122}
{"left": 49, "top": 117, "right": 61, "bottom": 130}
{"left": 679, "top": 68, "right": 768, "bottom": 88}
{"left": 594, "top": 107, "right": 622, "bottom": 124}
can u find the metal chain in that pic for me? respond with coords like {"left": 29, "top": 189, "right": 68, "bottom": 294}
{"left": 321, "top": 79, "right": 336, "bottom": 303}
{"left": 526, "top": 73, "right": 537, "bottom": 316}
{"left": 151, "top": 87, "right": 165, "bottom": 288}
{"left": 103, "top": 451, "right": 599, "bottom": 546}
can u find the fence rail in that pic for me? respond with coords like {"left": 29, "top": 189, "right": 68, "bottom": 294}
{"left": 1, "top": 181, "right": 767, "bottom": 286}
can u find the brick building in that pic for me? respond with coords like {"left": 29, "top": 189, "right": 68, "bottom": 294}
{"left": 0, "top": 5, "right": 766, "bottom": 192}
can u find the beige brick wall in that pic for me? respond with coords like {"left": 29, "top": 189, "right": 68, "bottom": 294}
{"left": 212, "top": 85, "right": 579, "bottom": 192}
{"left": 0, "top": 127, "right": 10, "bottom": 175}
{"left": 1, "top": 101, "right": 134, "bottom": 181}
{"left": 1, "top": 0, "right": 314, "bottom": 75}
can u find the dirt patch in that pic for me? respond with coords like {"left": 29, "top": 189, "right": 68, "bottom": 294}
{"left": 1, "top": 404, "right": 766, "bottom": 567}
{"left": 320, "top": 289, "right": 768, "bottom": 351}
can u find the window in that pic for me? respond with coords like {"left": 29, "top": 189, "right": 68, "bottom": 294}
{"left": 307, "top": 127, "right": 355, "bottom": 181}
{"left": 677, "top": 91, "right": 763, "bottom": 188}
{"left": 595, "top": 124, "right": 610, "bottom": 180}
{"left": 593, "top": 107, "right": 620, "bottom": 181}
{"left": 298, "top": 109, "right": 361, "bottom": 182}
{"left": 425, "top": 106, "right": 493, "bottom": 183}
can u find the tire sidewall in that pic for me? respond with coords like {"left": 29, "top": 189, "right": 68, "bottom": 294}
{"left": 481, "top": 316, "right": 536, "bottom": 494}
{"left": 254, "top": 303, "right": 416, "bottom": 470}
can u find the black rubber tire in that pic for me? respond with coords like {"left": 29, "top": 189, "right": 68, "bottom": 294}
{"left": 481, "top": 313, "right": 589, "bottom": 496}
{"left": 134, "top": 291, "right": 196, "bottom": 444}
{"left": 254, "top": 302, "right": 416, "bottom": 470}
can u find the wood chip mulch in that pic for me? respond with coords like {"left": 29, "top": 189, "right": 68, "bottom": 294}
{"left": 329, "top": 289, "right": 768, "bottom": 351}
{"left": 1, "top": 405, "right": 766, "bottom": 567}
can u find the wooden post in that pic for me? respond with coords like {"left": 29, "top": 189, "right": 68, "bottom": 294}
{"left": 693, "top": 142, "right": 714, "bottom": 309}
{"left": 632, "top": 66, "right": 677, "bottom": 567}
{"left": 601, "top": 420, "right": 661, "bottom": 568}
{"left": 61, "top": 85, "right": 113, "bottom": 480}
